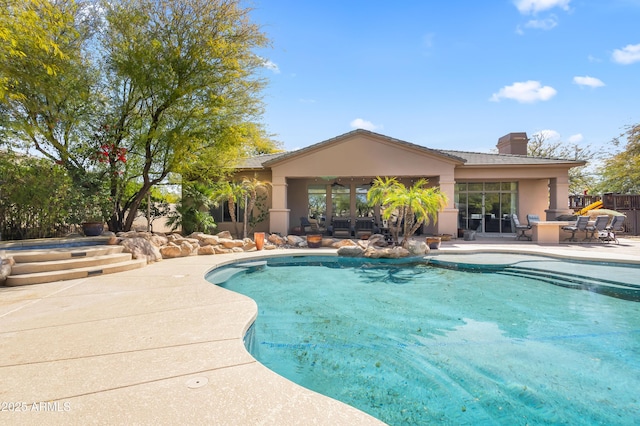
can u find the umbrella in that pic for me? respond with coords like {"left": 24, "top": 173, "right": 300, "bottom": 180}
{"left": 586, "top": 208, "right": 625, "bottom": 219}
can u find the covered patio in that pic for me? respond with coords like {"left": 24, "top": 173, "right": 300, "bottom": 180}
{"left": 234, "top": 130, "right": 583, "bottom": 238}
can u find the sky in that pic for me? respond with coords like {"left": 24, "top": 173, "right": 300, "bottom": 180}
{"left": 249, "top": 0, "right": 640, "bottom": 154}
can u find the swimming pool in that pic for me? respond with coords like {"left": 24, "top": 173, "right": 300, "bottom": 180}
{"left": 0, "top": 237, "right": 108, "bottom": 251}
{"left": 208, "top": 255, "right": 640, "bottom": 425}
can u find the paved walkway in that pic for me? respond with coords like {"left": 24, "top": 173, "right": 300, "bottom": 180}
{"left": 1, "top": 237, "right": 639, "bottom": 425}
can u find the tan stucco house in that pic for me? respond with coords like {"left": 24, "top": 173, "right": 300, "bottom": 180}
{"left": 221, "top": 129, "right": 584, "bottom": 238}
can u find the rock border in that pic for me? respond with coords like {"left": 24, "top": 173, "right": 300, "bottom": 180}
{"left": 112, "top": 231, "right": 431, "bottom": 263}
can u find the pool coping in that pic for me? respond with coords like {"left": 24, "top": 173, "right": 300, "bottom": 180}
{"left": 1, "top": 239, "right": 639, "bottom": 424}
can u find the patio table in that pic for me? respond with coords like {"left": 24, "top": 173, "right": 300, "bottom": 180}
{"left": 531, "top": 221, "right": 571, "bottom": 244}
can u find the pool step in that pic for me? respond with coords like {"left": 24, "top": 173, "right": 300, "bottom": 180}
{"left": 498, "top": 267, "right": 640, "bottom": 301}
{"left": 8, "top": 245, "right": 125, "bottom": 263}
{"left": 4, "top": 245, "right": 147, "bottom": 287}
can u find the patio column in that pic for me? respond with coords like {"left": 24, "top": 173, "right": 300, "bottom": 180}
{"left": 546, "top": 176, "right": 572, "bottom": 220}
{"left": 437, "top": 177, "right": 458, "bottom": 236}
{"left": 269, "top": 175, "right": 290, "bottom": 235}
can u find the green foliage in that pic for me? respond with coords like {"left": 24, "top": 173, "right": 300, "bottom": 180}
{"left": 367, "top": 177, "right": 448, "bottom": 247}
{"left": 166, "top": 182, "right": 216, "bottom": 234}
{"left": 0, "top": 0, "right": 277, "bottom": 236}
{"left": 0, "top": 153, "right": 77, "bottom": 239}
{"left": 527, "top": 132, "right": 597, "bottom": 194}
{"left": 595, "top": 124, "right": 640, "bottom": 194}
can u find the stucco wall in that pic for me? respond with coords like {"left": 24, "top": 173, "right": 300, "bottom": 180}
{"left": 518, "top": 179, "right": 550, "bottom": 219}
{"left": 270, "top": 134, "right": 459, "bottom": 179}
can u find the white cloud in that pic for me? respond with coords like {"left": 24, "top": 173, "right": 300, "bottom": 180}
{"left": 573, "top": 75, "right": 605, "bottom": 88}
{"left": 298, "top": 98, "right": 316, "bottom": 104}
{"left": 534, "top": 129, "right": 561, "bottom": 141}
{"left": 262, "top": 59, "right": 280, "bottom": 74}
{"left": 350, "top": 118, "right": 382, "bottom": 131}
{"left": 514, "top": 0, "right": 571, "bottom": 14}
{"left": 524, "top": 16, "right": 558, "bottom": 30}
{"left": 490, "top": 80, "right": 557, "bottom": 103}
{"left": 612, "top": 43, "right": 640, "bottom": 65}
{"left": 587, "top": 54, "right": 602, "bottom": 63}
{"left": 568, "top": 133, "right": 584, "bottom": 143}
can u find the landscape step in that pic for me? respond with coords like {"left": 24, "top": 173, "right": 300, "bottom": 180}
{"left": 10, "top": 253, "right": 134, "bottom": 275}
{"left": 8, "top": 245, "right": 124, "bottom": 263}
{"left": 5, "top": 258, "right": 147, "bottom": 286}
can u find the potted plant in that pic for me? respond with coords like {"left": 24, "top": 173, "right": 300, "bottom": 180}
{"left": 68, "top": 192, "right": 110, "bottom": 236}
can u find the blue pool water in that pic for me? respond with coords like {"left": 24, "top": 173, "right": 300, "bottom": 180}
{"left": 209, "top": 255, "right": 640, "bottom": 425}
{"left": 1, "top": 239, "right": 107, "bottom": 251}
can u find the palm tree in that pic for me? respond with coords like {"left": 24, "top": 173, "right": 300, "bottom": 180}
{"left": 211, "top": 181, "right": 246, "bottom": 238}
{"left": 241, "top": 177, "right": 271, "bottom": 238}
{"left": 367, "top": 177, "right": 448, "bottom": 248}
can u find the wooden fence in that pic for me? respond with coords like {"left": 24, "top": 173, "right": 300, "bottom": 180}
{"left": 569, "top": 193, "right": 640, "bottom": 236}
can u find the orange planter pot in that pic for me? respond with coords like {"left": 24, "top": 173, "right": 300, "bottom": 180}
{"left": 254, "top": 232, "right": 265, "bottom": 250}
{"left": 307, "top": 234, "right": 322, "bottom": 248}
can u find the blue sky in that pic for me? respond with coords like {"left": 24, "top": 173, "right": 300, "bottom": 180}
{"left": 250, "top": 0, "right": 640, "bottom": 153}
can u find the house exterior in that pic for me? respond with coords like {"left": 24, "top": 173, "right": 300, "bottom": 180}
{"left": 226, "top": 129, "right": 584, "bottom": 237}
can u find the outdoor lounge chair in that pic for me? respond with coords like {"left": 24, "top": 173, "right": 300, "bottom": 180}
{"left": 354, "top": 217, "right": 375, "bottom": 239}
{"left": 600, "top": 215, "right": 625, "bottom": 244}
{"left": 584, "top": 215, "right": 609, "bottom": 242}
{"left": 562, "top": 216, "right": 589, "bottom": 242}
{"left": 331, "top": 217, "right": 352, "bottom": 238}
{"left": 511, "top": 214, "right": 531, "bottom": 241}
{"left": 301, "top": 217, "right": 323, "bottom": 234}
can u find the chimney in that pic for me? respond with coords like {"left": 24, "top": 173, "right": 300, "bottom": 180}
{"left": 497, "top": 132, "right": 528, "bottom": 155}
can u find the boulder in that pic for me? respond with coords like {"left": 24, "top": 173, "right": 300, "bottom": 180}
{"left": 213, "top": 246, "right": 233, "bottom": 254}
{"left": 149, "top": 235, "right": 168, "bottom": 247}
{"left": 167, "top": 233, "right": 183, "bottom": 243}
{"left": 337, "top": 246, "right": 365, "bottom": 257}
{"left": 332, "top": 239, "right": 357, "bottom": 248}
{"left": 160, "top": 243, "right": 182, "bottom": 258}
{"left": 197, "top": 245, "right": 216, "bottom": 255}
{"left": 367, "top": 234, "right": 388, "bottom": 248}
{"left": 199, "top": 234, "right": 220, "bottom": 245}
{"left": 118, "top": 231, "right": 138, "bottom": 239}
{"left": 180, "top": 241, "right": 198, "bottom": 256}
{"left": 120, "top": 237, "right": 162, "bottom": 263}
{"left": 321, "top": 238, "right": 336, "bottom": 247}
{"left": 407, "top": 240, "right": 429, "bottom": 256}
{"left": 268, "top": 234, "right": 286, "bottom": 246}
{"left": 243, "top": 241, "right": 257, "bottom": 251}
{"left": 364, "top": 246, "right": 410, "bottom": 259}
{"left": 286, "top": 235, "right": 306, "bottom": 246}
{"left": 216, "top": 230, "right": 233, "bottom": 240}
{"left": 219, "top": 238, "right": 244, "bottom": 249}
{"left": 1, "top": 257, "right": 15, "bottom": 285}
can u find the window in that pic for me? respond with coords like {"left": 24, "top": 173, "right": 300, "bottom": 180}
{"left": 308, "top": 185, "right": 327, "bottom": 221}
{"left": 331, "top": 185, "right": 350, "bottom": 217}
{"left": 355, "top": 185, "right": 374, "bottom": 217}
{"left": 455, "top": 182, "right": 518, "bottom": 233}
{"left": 211, "top": 203, "right": 244, "bottom": 223}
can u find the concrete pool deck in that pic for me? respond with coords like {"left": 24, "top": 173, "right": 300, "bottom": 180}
{"left": 1, "top": 237, "right": 639, "bottom": 425}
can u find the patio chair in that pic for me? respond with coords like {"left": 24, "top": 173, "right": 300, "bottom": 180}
{"left": 354, "top": 217, "right": 375, "bottom": 239}
{"left": 331, "top": 217, "right": 352, "bottom": 238}
{"left": 601, "top": 215, "right": 625, "bottom": 244}
{"left": 511, "top": 214, "right": 531, "bottom": 241}
{"left": 584, "top": 215, "right": 609, "bottom": 242}
{"left": 561, "top": 216, "right": 589, "bottom": 242}
{"left": 526, "top": 214, "right": 541, "bottom": 226}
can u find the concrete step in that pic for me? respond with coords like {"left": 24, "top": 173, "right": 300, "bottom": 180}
{"left": 8, "top": 245, "right": 124, "bottom": 263}
{"left": 11, "top": 253, "right": 134, "bottom": 275}
{"left": 5, "top": 258, "right": 147, "bottom": 286}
